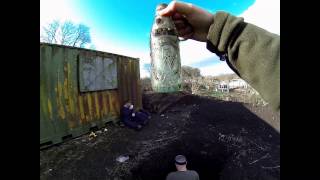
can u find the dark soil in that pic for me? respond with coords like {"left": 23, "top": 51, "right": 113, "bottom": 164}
{"left": 40, "top": 92, "right": 280, "bottom": 180}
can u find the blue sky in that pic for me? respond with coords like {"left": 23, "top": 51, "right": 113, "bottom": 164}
{"left": 40, "top": 0, "right": 279, "bottom": 77}
{"left": 72, "top": 0, "right": 254, "bottom": 49}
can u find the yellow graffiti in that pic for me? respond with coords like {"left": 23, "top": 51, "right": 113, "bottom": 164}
{"left": 87, "top": 93, "right": 93, "bottom": 121}
{"left": 108, "top": 92, "right": 116, "bottom": 117}
{"left": 57, "top": 82, "right": 66, "bottom": 119}
{"left": 102, "top": 92, "right": 108, "bottom": 117}
{"left": 78, "top": 96, "right": 85, "bottom": 123}
{"left": 47, "top": 98, "right": 53, "bottom": 119}
{"left": 63, "top": 76, "right": 70, "bottom": 114}
{"left": 63, "top": 77, "right": 68, "bottom": 99}
{"left": 67, "top": 63, "right": 75, "bottom": 115}
{"left": 113, "top": 93, "right": 120, "bottom": 115}
{"left": 94, "top": 93, "right": 100, "bottom": 119}
{"left": 69, "top": 121, "right": 76, "bottom": 129}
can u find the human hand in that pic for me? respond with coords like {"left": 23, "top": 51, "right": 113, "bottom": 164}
{"left": 132, "top": 113, "right": 135, "bottom": 117}
{"left": 158, "top": 1, "right": 214, "bottom": 42}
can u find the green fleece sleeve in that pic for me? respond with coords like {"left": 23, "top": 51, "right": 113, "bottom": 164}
{"left": 206, "top": 11, "right": 280, "bottom": 111}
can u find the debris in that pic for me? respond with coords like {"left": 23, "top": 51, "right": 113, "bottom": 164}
{"left": 116, "top": 155, "right": 129, "bottom": 163}
{"left": 241, "top": 128, "right": 248, "bottom": 134}
{"left": 143, "top": 152, "right": 150, "bottom": 156}
{"left": 96, "top": 130, "right": 102, "bottom": 134}
{"left": 261, "top": 165, "right": 280, "bottom": 169}
{"left": 248, "top": 139, "right": 266, "bottom": 151}
{"left": 200, "top": 151, "right": 207, "bottom": 155}
{"left": 104, "top": 128, "right": 108, "bottom": 132}
{"left": 44, "top": 168, "right": 53, "bottom": 174}
{"left": 89, "top": 132, "right": 97, "bottom": 138}
{"left": 160, "top": 114, "right": 165, "bottom": 117}
{"left": 154, "top": 136, "right": 177, "bottom": 142}
{"left": 249, "top": 153, "right": 271, "bottom": 165}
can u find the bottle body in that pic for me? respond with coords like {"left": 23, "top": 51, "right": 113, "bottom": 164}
{"left": 150, "top": 13, "right": 182, "bottom": 92}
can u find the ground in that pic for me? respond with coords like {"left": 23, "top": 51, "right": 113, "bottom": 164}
{"left": 40, "top": 92, "right": 280, "bottom": 180}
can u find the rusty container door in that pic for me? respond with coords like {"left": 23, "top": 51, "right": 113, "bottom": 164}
{"left": 117, "top": 56, "right": 142, "bottom": 110}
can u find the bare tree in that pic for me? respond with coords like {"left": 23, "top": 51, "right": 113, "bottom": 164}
{"left": 41, "top": 20, "right": 59, "bottom": 44}
{"left": 60, "top": 21, "right": 77, "bottom": 46}
{"left": 41, "top": 20, "right": 93, "bottom": 48}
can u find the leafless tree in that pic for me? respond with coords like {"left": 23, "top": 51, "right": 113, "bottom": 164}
{"left": 41, "top": 20, "right": 92, "bottom": 48}
{"left": 41, "top": 20, "right": 59, "bottom": 44}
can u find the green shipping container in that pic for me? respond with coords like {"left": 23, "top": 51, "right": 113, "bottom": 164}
{"left": 40, "top": 43, "right": 142, "bottom": 148}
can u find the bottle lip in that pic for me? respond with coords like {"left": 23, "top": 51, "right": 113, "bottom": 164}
{"left": 156, "top": 3, "right": 168, "bottom": 11}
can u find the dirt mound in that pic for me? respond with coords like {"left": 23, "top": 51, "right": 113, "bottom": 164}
{"left": 142, "top": 91, "right": 205, "bottom": 113}
{"left": 40, "top": 92, "right": 280, "bottom": 180}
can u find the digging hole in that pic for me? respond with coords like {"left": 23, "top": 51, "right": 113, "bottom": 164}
{"left": 130, "top": 140, "right": 229, "bottom": 180}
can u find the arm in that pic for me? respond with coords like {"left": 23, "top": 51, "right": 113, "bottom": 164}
{"left": 159, "top": 1, "right": 280, "bottom": 111}
{"left": 206, "top": 12, "right": 280, "bottom": 111}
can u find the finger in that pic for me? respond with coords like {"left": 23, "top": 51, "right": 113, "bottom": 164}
{"left": 158, "top": 1, "right": 194, "bottom": 16}
{"left": 181, "top": 32, "right": 193, "bottom": 39}
{"left": 178, "top": 26, "right": 193, "bottom": 37}
{"left": 172, "top": 12, "right": 184, "bottom": 20}
{"left": 174, "top": 18, "right": 193, "bottom": 31}
{"left": 174, "top": 19, "right": 188, "bottom": 29}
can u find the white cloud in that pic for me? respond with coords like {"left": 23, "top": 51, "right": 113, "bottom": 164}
{"left": 196, "top": 0, "right": 280, "bottom": 77}
{"left": 93, "top": 35, "right": 217, "bottom": 78}
{"left": 40, "top": 0, "right": 84, "bottom": 38}
{"left": 199, "top": 62, "right": 234, "bottom": 76}
{"left": 135, "top": 39, "right": 218, "bottom": 78}
{"left": 92, "top": 35, "right": 152, "bottom": 78}
{"left": 40, "top": 0, "right": 279, "bottom": 79}
{"left": 140, "top": 68, "right": 150, "bottom": 78}
{"left": 239, "top": 0, "right": 280, "bottom": 35}
{"left": 40, "top": 0, "right": 81, "bottom": 26}
{"left": 40, "top": 0, "right": 151, "bottom": 77}
{"left": 180, "top": 40, "right": 216, "bottom": 66}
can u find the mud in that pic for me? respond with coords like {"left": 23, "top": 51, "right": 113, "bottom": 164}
{"left": 40, "top": 93, "right": 280, "bottom": 180}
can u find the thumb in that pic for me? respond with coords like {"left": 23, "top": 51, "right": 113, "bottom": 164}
{"left": 158, "top": 1, "right": 193, "bottom": 16}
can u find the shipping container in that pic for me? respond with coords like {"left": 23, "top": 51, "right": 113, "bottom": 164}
{"left": 40, "top": 43, "right": 142, "bottom": 148}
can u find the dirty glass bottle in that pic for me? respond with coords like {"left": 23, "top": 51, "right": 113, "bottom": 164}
{"left": 150, "top": 4, "right": 182, "bottom": 92}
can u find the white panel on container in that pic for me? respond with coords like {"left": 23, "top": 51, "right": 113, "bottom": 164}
{"left": 79, "top": 56, "right": 117, "bottom": 92}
